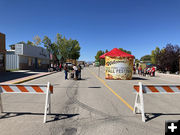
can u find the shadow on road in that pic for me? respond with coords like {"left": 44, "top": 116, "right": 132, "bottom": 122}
{"left": 0, "top": 112, "right": 79, "bottom": 123}
{"left": 0, "top": 72, "right": 37, "bottom": 83}
{"left": 144, "top": 112, "right": 180, "bottom": 122}
{"left": 76, "top": 77, "right": 90, "bottom": 81}
{"left": 88, "top": 86, "right": 101, "bottom": 88}
{"left": 53, "top": 83, "right": 101, "bottom": 89}
{"left": 132, "top": 77, "right": 148, "bottom": 80}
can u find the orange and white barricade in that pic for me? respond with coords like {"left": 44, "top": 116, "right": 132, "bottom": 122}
{"left": 0, "top": 82, "right": 53, "bottom": 123}
{"left": 133, "top": 82, "right": 180, "bottom": 122}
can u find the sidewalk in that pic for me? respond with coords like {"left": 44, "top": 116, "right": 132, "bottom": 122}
{"left": 0, "top": 71, "right": 56, "bottom": 84}
{"left": 156, "top": 72, "right": 180, "bottom": 78}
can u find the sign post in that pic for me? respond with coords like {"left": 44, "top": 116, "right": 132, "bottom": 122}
{"left": 95, "top": 62, "right": 100, "bottom": 77}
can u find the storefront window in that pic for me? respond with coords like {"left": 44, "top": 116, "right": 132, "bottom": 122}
{"left": 0, "top": 54, "right": 4, "bottom": 68}
{"left": 28, "top": 58, "right": 32, "bottom": 66}
{"left": 38, "top": 59, "right": 41, "bottom": 66}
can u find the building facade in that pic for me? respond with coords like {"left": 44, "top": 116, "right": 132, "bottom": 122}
{"left": 179, "top": 55, "right": 180, "bottom": 74}
{"left": 0, "top": 33, "right": 6, "bottom": 72}
{"left": 6, "top": 44, "right": 50, "bottom": 70}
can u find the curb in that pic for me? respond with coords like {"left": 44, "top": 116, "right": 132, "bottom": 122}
{"left": 0, "top": 71, "right": 57, "bottom": 84}
{"left": 156, "top": 72, "right": 180, "bottom": 78}
{"left": 13, "top": 71, "right": 57, "bottom": 84}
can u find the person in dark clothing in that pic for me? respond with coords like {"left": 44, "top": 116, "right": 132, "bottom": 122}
{"left": 64, "top": 64, "right": 68, "bottom": 80}
{"left": 78, "top": 64, "right": 82, "bottom": 79}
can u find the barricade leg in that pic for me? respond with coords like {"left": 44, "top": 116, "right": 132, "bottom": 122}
{"left": 133, "top": 92, "right": 140, "bottom": 114}
{"left": 48, "top": 92, "right": 51, "bottom": 114}
{"left": 44, "top": 84, "right": 50, "bottom": 123}
{"left": 139, "top": 82, "right": 145, "bottom": 122}
{"left": 133, "top": 82, "right": 146, "bottom": 122}
{"left": 0, "top": 93, "right": 3, "bottom": 113}
{"left": 140, "top": 93, "right": 145, "bottom": 122}
{"left": 48, "top": 82, "right": 51, "bottom": 114}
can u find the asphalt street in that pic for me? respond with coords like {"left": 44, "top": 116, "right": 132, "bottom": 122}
{"left": 0, "top": 66, "right": 180, "bottom": 135}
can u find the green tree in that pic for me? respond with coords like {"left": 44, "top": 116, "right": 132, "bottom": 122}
{"left": 27, "top": 40, "right": 34, "bottom": 46}
{"left": 42, "top": 36, "right": 52, "bottom": 53}
{"left": 151, "top": 47, "right": 160, "bottom": 64}
{"left": 56, "top": 34, "right": 69, "bottom": 61}
{"left": 119, "top": 48, "right": 131, "bottom": 54}
{"left": 140, "top": 55, "right": 151, "bottom": 62}
{"left": 44, "top": 33, "right": 81, "bottom": 63}
{"left": 105, "top": 49, "right": 108, "bottom": 53}
{"left": 33, "top": 35, "right": 41, "bottom": 46}
{"left": 95, "top": 50, "right": 105, "bottom": 65}
{"left": 135, "top": 59, "right": 140, "bottom": 63}
{"left": 42, "top": 33, "right": 81, "bottom": 63}
{"left": 68, "top": 39, "right": 81, "bottom": 60}
{"left": 43, "top": 35, "right": 59, "bottom": 63}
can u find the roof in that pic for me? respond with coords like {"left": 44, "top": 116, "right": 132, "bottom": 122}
{"left": 99, "top": 48, "right": 134, "bottom": 59}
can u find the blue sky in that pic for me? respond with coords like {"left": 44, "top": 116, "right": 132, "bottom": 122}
{"left": 1, "top": 0, "right": 180, "bottom": 61}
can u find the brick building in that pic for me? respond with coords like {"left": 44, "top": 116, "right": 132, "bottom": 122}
{"left": 179, "top": 55, "right": 180, "bottom": 74}
{"left": 0, "top": 33, "right": 6, "bottom": 72}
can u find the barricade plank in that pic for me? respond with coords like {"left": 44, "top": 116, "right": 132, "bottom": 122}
{"left": 176, "top": 86, "right": 180, "bottom": 90}
{"left": 147, "top": 86, "right": 159, "bottom": 93}
{"left": 32, "top": 86, "right": 44, "bottom": 93}
{"left": 2, "top": 85, "right": 14, "bottom": 92}
{"left": 16, "top": 85, "right": 29, "bottom": 92}
{"left": 162, "top": 86, "right": 174, "bottom": 93}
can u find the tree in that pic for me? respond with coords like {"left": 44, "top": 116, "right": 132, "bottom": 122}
{"left": 33, "top": 35, "right": 41, "bottom": 46}
{"left": 43, "top": 35, "right": 60, "bottom": 64}
{"left": 68, "top": 39, "right": 81, "bottom": 60}
{"left": 135, "top": 59, "right": 140, "bottom": 63}
{"left": 42, "top": 33, "right": 81, "bottom": 64}
{"left": 27, "top": 40, "right": 34, "bottom": 46}
{"left": 151, "top": 47, "right": 160, "bottom": 64}
{"left": 105, "top": 49, "right": 108, "bottom": 53}
{"left": 140, "top": 55, "right": 151, "bottom": 62}
{"left": 95, "top": 50, "right": 104, "bottom": 62}
{"left": 95, "top": 50, "right": 105, "bottom": 65}
{"left": 56, "top": 34, "right": 69, "bottom": 61}
{"left": 119, "top": 48, "right": 131, "bottom": 54}
{"left": 154, "top": 44, "right": 180, "bottom": 73}
{"left": 42, "top": 36, "right": 52, "bottom": 53}
{"left": 55, "top": 34, "right": 81, "bottom": 62}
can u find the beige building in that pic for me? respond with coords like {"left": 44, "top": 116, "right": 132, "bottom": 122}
{"left": 0, "top": 33, "right": 6, "bottom": 72}
{"left": 6, "top": 44, "right": 50, "bottom": 70}
{"left": 179, "top": 55, "right": 180, "bottom": 74}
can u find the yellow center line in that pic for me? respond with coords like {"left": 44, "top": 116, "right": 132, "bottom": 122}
{"left": 88, "top": 68, "right": 134, "bottom": 112}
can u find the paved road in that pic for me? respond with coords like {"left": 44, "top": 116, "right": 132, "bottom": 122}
{"left": 0, "top": 66, "right": 180, "bottom": 135}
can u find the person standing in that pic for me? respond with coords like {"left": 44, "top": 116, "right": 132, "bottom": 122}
{"left": 64, "top": 64, "right": 68, "bottom": 80}
{"left": 78, "top": 64, "right": 82, "bottom": 79}
{"left": 138, "top": 66, "right": 142, "bottom": 75}
{"left": 73, "top": 64, "right": 78, "bottom": 80}
{"left": 151, "top": 66, "right": 156, "bottom": 76}
{"left": 59, "top": 63, "right": 62, "bottom": 71}
{"left": 133, "top": 65, "right": 136, "bottom": 74}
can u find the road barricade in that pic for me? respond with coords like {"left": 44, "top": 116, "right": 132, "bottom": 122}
{"left": 133, "top": 82, "right": 180, "bottom": 122}
{"left": 0, "top": 82, "right": 53, "bottom": 123}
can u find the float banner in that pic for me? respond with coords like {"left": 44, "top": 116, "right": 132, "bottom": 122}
{"left": 105, "top": 56, "right": 133, "bottom": 80}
